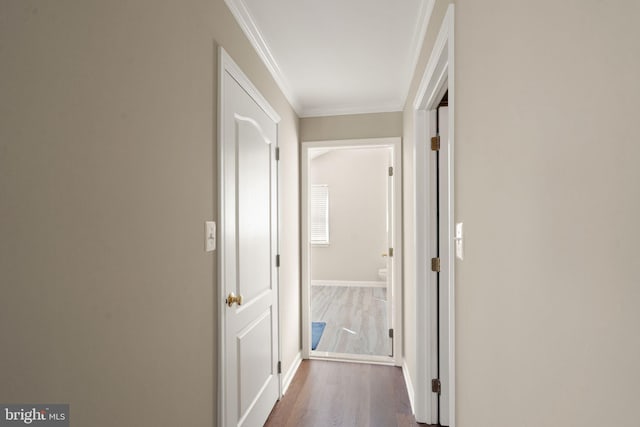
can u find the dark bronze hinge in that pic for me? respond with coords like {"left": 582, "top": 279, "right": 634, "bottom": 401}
{"left": 276, "top": 254, "right": 280, "bottom": 267}
{"left": 431, "top": 136, "right": 440, "bottom": 151}
{"left": 432, "top": 378, "right": 441, "bottom": 394}
{"left": 277, "top": 361, "right": 282, "bottom": 374}
{"left": 388, "top": 166, "right": 394, "bottom": 177}
{"left": 389, "top": 248, "right": 394, "bottom": 257}
{"left": 275, "top": 147, "right": 280, "bottom": 161}
{"left": 431, "top": 257, "right": 440, "bottom": 272}
{"left": 388, "top": 328, "right": 394, "bottom": 338}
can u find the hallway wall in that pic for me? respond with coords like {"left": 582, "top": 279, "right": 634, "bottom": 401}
{"left": 0, "top": 1, "right": 300, "bottom": 426}
{"left": 404, "top": 1, "right": 640, "bottom": 426}
{"left": 300, "top": 111, "right": 402, "bottom": 141}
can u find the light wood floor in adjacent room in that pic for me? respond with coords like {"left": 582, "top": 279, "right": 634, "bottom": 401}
{"left": 264, "top": 360, "right": 436, "bottom": 427}
{"left": 311, "top": 285, "right": 389, "bottom": 356}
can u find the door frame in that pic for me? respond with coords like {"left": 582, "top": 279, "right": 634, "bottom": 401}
{"left": 412, "top": 5, "right": 455, "bottom": 426}
{"left": 301, "top": 137, "right": 402, "bottom": 365}
{"left": 217, "top": 47, "right": 282, "bottom": 427}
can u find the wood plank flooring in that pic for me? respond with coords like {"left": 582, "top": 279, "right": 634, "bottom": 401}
{"left": 264, "top": 360, "right": 436, "bottom": 427}
{"left": 311, "top": 285, "right": 389, "bottom": 356}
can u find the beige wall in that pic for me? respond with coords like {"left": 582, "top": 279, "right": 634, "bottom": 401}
{"left": 405, "top": 0, "right": 640, "bottom": 425}
{"left": 300, "top": 111, "right": 403, "bottom": 141}
{"left": 0, "top": 1, "right": 300, "bottom": 426}
{"left": 310, "top": 148, "right": 388, "bottom": 282}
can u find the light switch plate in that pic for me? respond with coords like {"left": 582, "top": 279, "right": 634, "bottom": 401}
{"left": 205, "top": 221, "right": 216, "bottom": 252}
{"left": 455, "top": 222, "right": 464, "bottom": 260}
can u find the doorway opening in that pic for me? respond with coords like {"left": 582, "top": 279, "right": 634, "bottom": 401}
{"left": 301, "top": 138, "right": 402, "bottom": 365}
{"left": 412, "top": 5, "right": 455, "bottom": 426}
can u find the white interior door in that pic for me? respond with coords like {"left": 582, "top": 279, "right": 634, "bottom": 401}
{"left": 220, "top": 54, "right": 279, "bottom": 427}
{"left": 438, "top": 105, "right": 450, "bottom": 426}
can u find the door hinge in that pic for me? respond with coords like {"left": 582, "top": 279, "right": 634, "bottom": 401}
{"left": 276, "top": 254, "right": 280, "bottom": 267}
{"left": 431, "top": 135, "right": 440, "bottom": 151}
{"left": 432, "top": 378, "right": 441, "bottom": 394}
{"left": 431, "top": 257, "right": 440, "bottom": 272}
{"left": 388, "top": 166, "right": 394, "bottom": 177}
{"left": 389, "top": 247, "right": 394, "bottom": 257}
{"left": 388, "top": 328, "right": 394, "bottom": 338}
{"left": 277, "top": 361, "right": 282, "bottom": 374}
{"left": 275, "top": 147, "right": 280, "bottom": 161}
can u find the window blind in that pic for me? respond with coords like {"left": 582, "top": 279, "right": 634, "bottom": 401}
{"left": 310, "top": 184, "right": 329, "bottom": 244}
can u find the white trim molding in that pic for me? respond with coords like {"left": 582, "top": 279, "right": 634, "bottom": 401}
{"left": 281, "top": 352, "right": 302, "bottom": 396}
{"left": 412, "top": 5, "right": 455, "bottom": 427}
{"left": 402, "top": 360, "right": 416, "bottom": 415}
{"left": 311, "top": 280, "right": 387, "bottom": 288}
{"left": 300, "top": 104, "right": 403, "bottom": 119}
{"left": 223, "top": 0, "right": 302, "bottom": 114}
{"left": 400, "top": 0, "right": 436, "bottom": 109}
{"left": 309, "top": 352, "right": 395, "bottom": 366}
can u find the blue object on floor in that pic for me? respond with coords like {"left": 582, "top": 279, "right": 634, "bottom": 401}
{"left": 311, "top": 322, "right": 326, "bottom": 350}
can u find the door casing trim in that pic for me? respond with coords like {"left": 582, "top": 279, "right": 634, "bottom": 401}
{"left": 301, "top": 137, "right": 403, "bottom": 365}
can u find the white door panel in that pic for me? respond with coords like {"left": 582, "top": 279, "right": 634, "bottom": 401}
{"left": 236, "top": 117, "right": 272, "bottom": 303}
{"left": 237, "top": 309, "right": 274, "bottom": 416}
{"left": 438, "top": 106, "right": 450, "bottom": 426}
{"left": 220, "top": 53, "right": 279, "bottom": 427}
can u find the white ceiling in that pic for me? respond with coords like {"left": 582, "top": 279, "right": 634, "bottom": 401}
{"left": 225, "top": 0, "right": 434, "bottom": 117}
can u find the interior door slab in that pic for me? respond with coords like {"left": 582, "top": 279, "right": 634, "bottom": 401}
{"left": 221, "top": 58, "right": 279, "bottom": 427}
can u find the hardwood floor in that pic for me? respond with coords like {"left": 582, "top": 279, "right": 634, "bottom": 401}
{"left": 311, "top": 285, "right": 389, "bottom": 356}
{"left": 264, "top": 360, "right": 435, "bottom": 427}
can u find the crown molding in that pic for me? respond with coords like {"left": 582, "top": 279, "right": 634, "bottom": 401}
{"left": 300, "top": 102, "right": 404, "bottom": 118}
{"left": 400, "top": 0, "right": 436, "bottom": 108}
{"left": 224, "top": 0, "right": 303, "bottom": 115}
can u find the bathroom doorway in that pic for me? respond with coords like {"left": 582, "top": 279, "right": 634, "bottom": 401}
{"left": 301, "top": 138, "right": 402, "bottom": 365}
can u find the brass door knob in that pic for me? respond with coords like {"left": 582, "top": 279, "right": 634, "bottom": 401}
{"left": 382, "top": 253, "right": 388, "bottom": 257}
{"left": 226, "top": 292, "right": 243, "bottom": 307}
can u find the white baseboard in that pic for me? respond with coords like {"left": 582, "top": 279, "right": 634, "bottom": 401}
{"left": 281, "top": 351, "right": 302, "bottom": 395}
{"left": 311, "top": 280, "right": 386, "bottom": 288}
{"left": 402, "top": 359, "right": 416, "bottom": 415}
